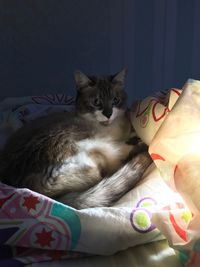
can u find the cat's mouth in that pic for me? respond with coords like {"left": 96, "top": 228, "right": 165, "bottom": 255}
{"left": 101, "top": 120, "right": 110, "bottom": 125}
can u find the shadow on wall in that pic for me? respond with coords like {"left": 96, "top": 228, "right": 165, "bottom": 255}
{"left": 0, "top": 0, "right": 200, "bottom": 102}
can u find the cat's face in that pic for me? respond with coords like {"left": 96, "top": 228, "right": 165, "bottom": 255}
{"left": 74, "top": 69, "right": 127, "bottom": 124}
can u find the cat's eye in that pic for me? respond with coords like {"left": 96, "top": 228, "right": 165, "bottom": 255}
{"left": 93, "top": 98, "right": 101, "bottom": 107}
{"left": 112, "top": 97, "right": 120, "bottom": 106}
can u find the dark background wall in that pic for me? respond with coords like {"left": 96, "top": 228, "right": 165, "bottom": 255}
{"left": 1, "top": 0, "right": 200, "bottom": 103}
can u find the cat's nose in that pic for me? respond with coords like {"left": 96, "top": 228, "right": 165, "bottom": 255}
{"left": 102, "top": 109, "right": 112, "bottom": 118}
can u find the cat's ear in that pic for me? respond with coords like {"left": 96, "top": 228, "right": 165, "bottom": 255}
{"left": 112, "top": 68, "right": 127, "bottom": 84}
{"left": 74, "top": 70, "right": 91, "bottom": 90}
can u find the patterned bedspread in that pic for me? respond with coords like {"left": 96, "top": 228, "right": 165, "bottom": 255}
{"left": 0, "top": 86, "right": 199, "bottom": 267}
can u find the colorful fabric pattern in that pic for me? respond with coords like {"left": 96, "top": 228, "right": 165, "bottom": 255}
{"left": 131, "top": 80, "right": 200, "bottom": 266}
{"left": 1, "top": 89, "right": 197, "bottom": 266}
{"left": 130, "top": 88, "right": 181, "bottom": 145}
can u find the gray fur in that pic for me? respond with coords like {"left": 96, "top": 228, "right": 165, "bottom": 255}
{"left": 58, "top": 152, "right": 151, "bottom": 209}
{"left": 0, "top": 69, "right": 152, "bottom": 209}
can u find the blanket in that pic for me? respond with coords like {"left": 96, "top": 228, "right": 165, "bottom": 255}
{"left": 131, "top": 80, "right": 200, "bottom": 266}
{"left": 0, "top": 85, "right": 199, "bottom": 267}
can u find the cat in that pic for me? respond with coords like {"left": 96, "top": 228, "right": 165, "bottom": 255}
{"left": 0, "top": 69, "right": 152, "bottom": 209}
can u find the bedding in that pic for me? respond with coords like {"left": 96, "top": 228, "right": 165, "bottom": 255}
{"left": 27, "top": 239, "right": 182, "bottom": 267}
{"left": 131, "top": 79, "right": 200, "bottom": 266}
{"left": 0, "top": 82, "right": 199, "bottom": 267}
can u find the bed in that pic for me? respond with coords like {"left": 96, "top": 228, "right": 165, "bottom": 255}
{"left": 0, "top": 80, "right": 199, "bottom": 267}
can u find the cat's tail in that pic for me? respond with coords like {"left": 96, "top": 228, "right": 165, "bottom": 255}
{"left": 58, "top": 152, "right": 152, "bottom": 209}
